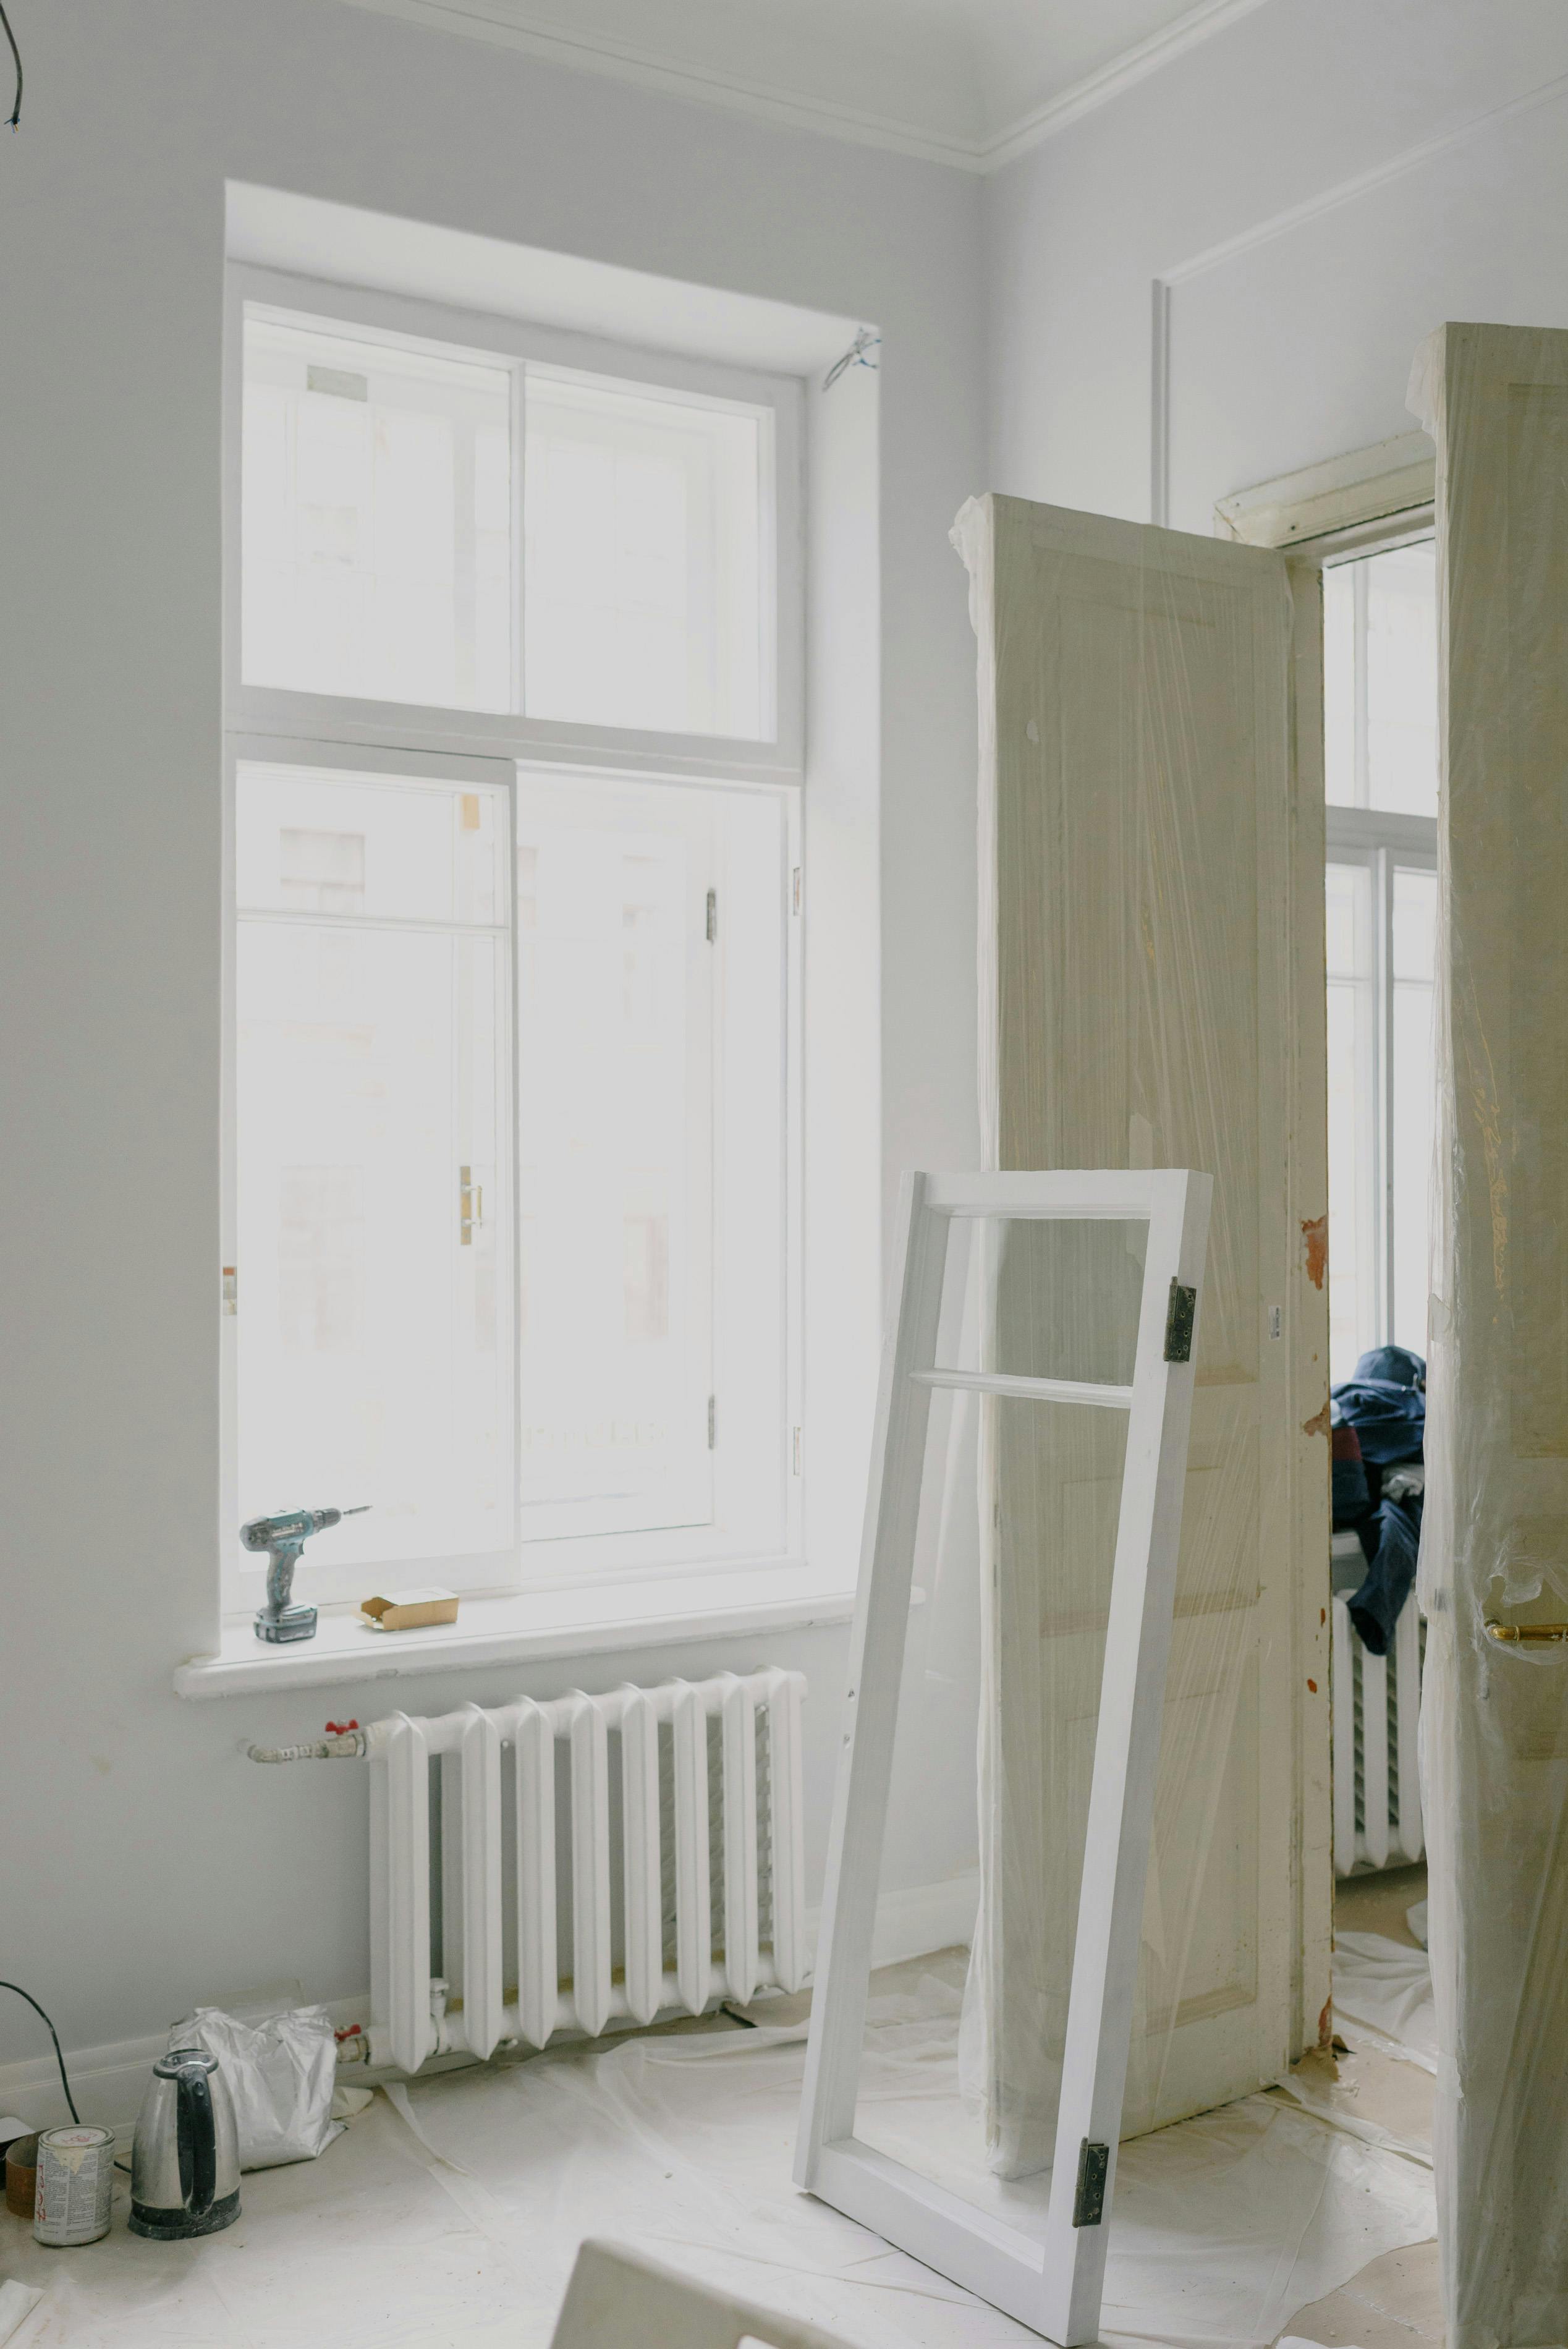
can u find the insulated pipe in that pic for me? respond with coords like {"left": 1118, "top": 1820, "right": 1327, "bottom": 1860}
{"left": 245, "top": 1731, "right": 367, "bottom": 1761}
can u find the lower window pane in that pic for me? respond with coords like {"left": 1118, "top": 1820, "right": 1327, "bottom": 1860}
{"left": 515, "top": 775, "right": 716, "bottom": 1545}
{"left": 235, "top": 769, "right": 512, "bottom": 1573}
{"left": 1391, "top": 867, "right": 1437, "bottom": 1354}
{"left": 1326, "top": 861, "right": 1378, "bottom": 1380}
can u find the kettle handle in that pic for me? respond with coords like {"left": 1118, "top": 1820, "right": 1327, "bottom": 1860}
{"left": 176, "top": 2065, "right": 217, "bottom": 2215}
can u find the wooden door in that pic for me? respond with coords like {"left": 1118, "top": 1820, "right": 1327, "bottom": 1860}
{"left": 954, "top": 495, "right": 1331, "bottom": 2166}
{"left": 1412, "top": 321, "right": 1568, "bottom": 2349}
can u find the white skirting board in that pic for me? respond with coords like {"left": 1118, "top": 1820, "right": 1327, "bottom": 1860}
{"left": 0, "top": 1873, "right": 980, "bottom": 2133}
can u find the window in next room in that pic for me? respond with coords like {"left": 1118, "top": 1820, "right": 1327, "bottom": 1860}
{"left": 1322, "top": 538, "right": 1438, "bottom": 1382}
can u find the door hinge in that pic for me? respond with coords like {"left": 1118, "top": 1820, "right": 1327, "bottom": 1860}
{"left": 1163, "top": 1279, "right": 1197, "bottom": 1362}
{"left": 792, "top": 1425, "right": 802, "bottom": 1476}
{"left": 705, "top": 889, "right": 717, "bottom": 943}
{"left": 1072, "top": 2138, "right": 1109, "bottom": 2228}
{"left": 791, "top": 867, "right": 802, "bottom": 915}
{"left": 221, "top": 1265, "right": 238, "bottom": 1316}
{"left": 459, "top": 1166, "right": 483, "bottom": 1246}
{"left": 708, "top": 1395, "right": 717, "bottom": 1449}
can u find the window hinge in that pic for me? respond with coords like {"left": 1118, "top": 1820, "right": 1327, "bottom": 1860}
{"left": 791, "top": 867, "right": 802, "bottom": 916}
{"left": 1163, "top": 1279, "right": 1197, "bottom": 1363}
{"left": 792, "top": 1425, "right": 802, "bottom": 1476}
{"left": 705, "top": 889, "right": 717, "bottom": 943}
{"left": 708, "top": 1395, "right": 717, "bottom": 1449}
{"left": 1072, "top": 2139, "right": 1110, "bottom": 2228}
{"left": 221, "top": 1265, "right": 238, "bottom": 1316}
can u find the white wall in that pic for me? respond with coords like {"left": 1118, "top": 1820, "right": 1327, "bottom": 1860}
{"left": 984, "top": 0, "right": 1568, "bottom": 529}
{"left": 0, "top": 0, "right": 985, "bottom": 2076}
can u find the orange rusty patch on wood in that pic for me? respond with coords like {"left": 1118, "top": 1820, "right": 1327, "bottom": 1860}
{"left": 1307, "top": 1678, "right": 1318, "bottom": 1694}
{"left": 1302, "top": 1400, "right": 1331, "bottom": 1439}
{"left": 1321, "top": 1607, "right": 1327, "bottom": 1626}
{"left": 1302, "top": 1214, "right": 1329, "bottom": 1290}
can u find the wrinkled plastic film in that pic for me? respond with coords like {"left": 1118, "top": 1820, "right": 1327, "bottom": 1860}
{"left": 952, "top": 495, "right": 1310, "bottom": 2177}
{"left": 1409, "top": 322, "right": 1568, "bottom": 2349}
{"left": 171, "top": 2003, "right": 342, "bottom": 2170}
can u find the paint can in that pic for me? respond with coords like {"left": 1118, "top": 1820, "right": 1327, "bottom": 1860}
{"left": 33, "top": 2125, "right": 115, "bottom": 2245}
{"left": 4, "top": 2133, "right": 38, "bottom": 2219}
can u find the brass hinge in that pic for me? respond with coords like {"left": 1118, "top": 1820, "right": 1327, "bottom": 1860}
{"left": 1072, "top": 2138, "right": 1109, "bottom": 2228}
{"left": 1163, "top": 1280, "right": 1197, "bottom": 1362}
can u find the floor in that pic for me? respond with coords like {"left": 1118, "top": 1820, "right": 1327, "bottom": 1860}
{"left": 0, "top": 1870, "right": 1437, "bottom": 2349}
{"left": 1276, "top": 1863, "right": 1436, "bottom": 2349}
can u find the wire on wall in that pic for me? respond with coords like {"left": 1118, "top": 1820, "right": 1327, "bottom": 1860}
{"left": 823, "top": 328, "right": 879, "bottom": 391}
{"left": 0, "top": 1983, "right": 80, "bottom": 2123}
{"left": 1, "top": 1, "right": 21, "bottom": 129}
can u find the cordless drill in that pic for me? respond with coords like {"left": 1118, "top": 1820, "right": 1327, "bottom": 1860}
{"left": 242, "top": 1505, "right": 369, "bottom": 1644}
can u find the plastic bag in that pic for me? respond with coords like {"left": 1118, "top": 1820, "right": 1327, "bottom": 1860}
{"left": 169, "top": 2003, "right": 341, "bottom": 2169}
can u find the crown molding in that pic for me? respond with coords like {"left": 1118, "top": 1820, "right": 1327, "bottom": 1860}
{"left": 978, "top": 0, "right": 1271, "bottom": 171}
{"left": 340, "top": 0, "right": 988, "bottom": 169}
{"left": 342, "top": 0, "right": 1274, "bottom": 176}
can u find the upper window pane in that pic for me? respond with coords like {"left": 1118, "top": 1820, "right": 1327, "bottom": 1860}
{"left": 523, "top": 372, "right": 767, "bottom": 739}
{"left": 242, "top": 313, "right": 513, "bottom": 710}
{"left": 1323, "top": 541, "right": 1438, "bottom": 814}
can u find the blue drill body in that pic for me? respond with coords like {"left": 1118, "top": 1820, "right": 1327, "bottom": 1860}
{"left": 242, "top": 1505, "right": 368, "bottom": 1644}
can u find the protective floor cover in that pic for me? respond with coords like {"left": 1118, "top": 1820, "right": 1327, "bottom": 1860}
{"left": 1330, "top": 1937, "right": 1437, "bottom": 2076}
{"left": 0, "top": 1960, "right": 1432, "bottom": 2349}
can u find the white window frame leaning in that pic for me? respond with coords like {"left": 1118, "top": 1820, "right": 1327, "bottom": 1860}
{"left": 221, "top": 265, "right": 806, "bottom": 1625}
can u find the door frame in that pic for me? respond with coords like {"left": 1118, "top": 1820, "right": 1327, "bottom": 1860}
{"left": 1217, "top": 430, "right": 1438, "bottom": 2050}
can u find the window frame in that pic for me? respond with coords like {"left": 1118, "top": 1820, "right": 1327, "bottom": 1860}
{"left": 224, "top": 265, "right": 806, "bottom": 783}
{"left": 221, "top": 267, "right": 805, "bottom": 1626}
{"left": 1324, "top": 809, "right": 1437, "bottom": 1366}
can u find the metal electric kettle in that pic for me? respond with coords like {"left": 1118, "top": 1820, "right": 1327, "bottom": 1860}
{"left": 129, "top": 2048, "right": 241, "bottom": 2239}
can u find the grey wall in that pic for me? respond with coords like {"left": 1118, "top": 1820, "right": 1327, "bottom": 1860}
{"left": 983, "top": 0, "right": 1568, "bottom": 528}
{"left": 0, "top": 0, "right": 985, "bottom": 2066}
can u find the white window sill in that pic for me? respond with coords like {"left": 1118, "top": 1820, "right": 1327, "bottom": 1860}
{"left": 174, "top": 1561, "right": 866, "bottom": 1699}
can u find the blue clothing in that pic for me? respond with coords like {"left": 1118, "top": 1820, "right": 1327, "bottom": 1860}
{"left": 1333, "top": 1348, "right": 1426, "bottom": 1651}
{"left": 1347, "top": 1497, "right": 1421, "bottom": 1657}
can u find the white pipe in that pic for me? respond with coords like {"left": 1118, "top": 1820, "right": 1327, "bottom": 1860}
{"left": 246, "top": 1731, "right": 367, "bottom": 1761}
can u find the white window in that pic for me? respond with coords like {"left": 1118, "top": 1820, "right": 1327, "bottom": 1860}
{"left": 223, "top": 270, "right": 802, "bottom": 1618}
{"left": 1322, "top": 538, "right": 1438, "bottom": 1380}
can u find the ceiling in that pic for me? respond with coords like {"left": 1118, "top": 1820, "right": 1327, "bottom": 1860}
{"left": 342, "top": 0, "right": 1271, "bottom": 171}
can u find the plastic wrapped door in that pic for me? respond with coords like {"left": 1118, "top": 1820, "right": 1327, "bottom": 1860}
{"left": 953, "top": 495, "right": 1331, "bottom": 2170}
{"left": 1409, "top": 322, "right": 1568, "bottom": 2349}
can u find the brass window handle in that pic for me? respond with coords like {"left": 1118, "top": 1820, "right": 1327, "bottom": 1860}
{"left": 459, "top": 1166, "right": 483, "bottom": 1245}
{"left": 1486, "top": 1623, "right": 1568, "bottom": 1644}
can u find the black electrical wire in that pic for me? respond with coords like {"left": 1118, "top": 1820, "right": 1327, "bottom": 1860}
{"left": 0, "top": 1, "right": 20, "bottom": 130}
{"left": 0, "top": 1982, "right": 80, "bottom": 2124}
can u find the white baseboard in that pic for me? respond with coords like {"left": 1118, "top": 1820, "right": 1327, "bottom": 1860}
{"left": 0, "top": 1874, "right": 978, "bottom": 2130}
{"left": 831, "top": 1870, "right": 979, "bottom": 1973}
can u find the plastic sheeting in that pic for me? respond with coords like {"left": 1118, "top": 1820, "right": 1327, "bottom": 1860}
{"left": 1331, "top": 1935, "right": 1438, "bottom": 2076}
{"left": 0, "top": 1963, "right": 1435, "bottom": 2348}
{"left": 951, "top": 495, "right": 1330, "bottom": 2178}
{"left": 1408, "top": 321, "right": 1568, "bottom": 2349}
{"left": 170, "top": 2003, "right": 342, "bottom": 2169}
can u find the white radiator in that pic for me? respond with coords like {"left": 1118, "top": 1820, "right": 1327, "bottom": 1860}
{"left": 1332, "top": 1579, "right": 1424, "bottom": 1875}
{"left": 365, "top": 1668, "right": 808, "bottom": 2072}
